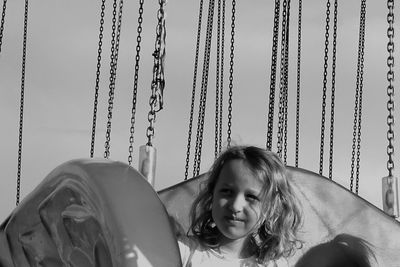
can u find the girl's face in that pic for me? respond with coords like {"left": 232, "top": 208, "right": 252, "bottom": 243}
{"left": 212, "top": 159, "right": 263, "bottom": 245}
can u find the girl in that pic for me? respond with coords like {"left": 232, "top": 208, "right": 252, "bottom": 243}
{"left": 178, "top": 145, "right": 303, "bottom": 266}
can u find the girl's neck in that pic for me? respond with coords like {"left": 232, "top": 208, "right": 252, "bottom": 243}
{"left": 217, "top": 236, "right": 256, "bottom": 259}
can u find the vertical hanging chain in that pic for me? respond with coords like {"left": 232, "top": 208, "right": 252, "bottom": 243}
{"left": 104, "top": 0, "right": 124, "bottom": 159}
{"left": 328, "top": 0, "right": 338, "bottom": 179}
{"left": 283, "top": 0, "right": 291, "bottom": 165}
{"left": 193, "top": 0, "right": 216, "bottom": 177}
{"left": 386, "top": 0, "right": 395, "bottom": 177}
{"left": 277, "top": 0, "right": 289, "bottom": 159}
{"left": 145, "top": 0, "right": 166, "bottom": 147}
{"left": 295, "top": 0, "right": 302, "bottom": 167}
{"left": 266, "top": 0, "right": 281, "bottom": 151}
{"left": 319, "top": 0, "right": 331, "bottom": 175}
{"left": 16, "top": 0, "right": 29, "bottom": 206}
{"left": 90, "top": 0, "right": 106, "bottom": 158}
{"left": 350, "top": 0, "right": 366, "bottom": 194}
{"left": 127, "top": 0, "right": 145, "bottom": 165}
{"left": 226, "top": 0, "right": 236, "bottom": 148}
{"left": 104, "top": 0, "right": 119, "bottom": 158}
{"left": 355, "top": 0, "right": 366, "bottom": 194}
{"left": 218, "top": 0, "right": 226, "bottom": 155}
{"left": 0, "top": 0, "right": 7, "bottom": 54}
{"left": 184, "top": 0, "right": 204, "bottom": 180}
{"left": 214, "top": 0, "right": 222, "bottom": 159}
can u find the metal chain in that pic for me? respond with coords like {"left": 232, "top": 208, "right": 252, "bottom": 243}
{"left": 266, "top": 0, "right": 281, "bottom": 151}
{"left": 151, "top": 0, "right": 166, "bottom": 113}
{"left": 319, "top": 0, "right": 331, "bottom": 175}
{"left": 283, "top": 78, "right": 289, "bottom": 164}
{"left": 16, "top": 0, "right": 29, "bottom": 206}
{"left": 214, "top": 0, "right": 222, "bottom": 159}
{"left": 0, "top": 0, "right": 7, "bottom": 54}
{"left": 283, "top": 0, "right": 291, "bottom": 165}
{"left": 328, "top": 0, "right": 338, "bottom": 179}
{"left": 104, "top": 0, "right": 124, "bottom": 159}
{"left": 193, "top": 0, "right": 216, "bottom": 177}
{"left": 90, "top": 0, "right": 106, "bottom": 158}
{"left": 295, "top": 0, "right": 302, "bottom": 167}
{"left": 218, "top": 0, "right": 226, "bottom": 155}
{"left": 386, "top": 0, "right": 395, "bottom": 177}
{"left": 146, "top": 0, "right": 166, "bottom": 146}
{"left": 350, "top": 0, "right": 366, "bottom": 194}
{"left": 104, "top": 0, "right": 119, "bottom": 158}
{"left": 128, "top": 0, "right": 145, "bottom": 165}
{"left": 355, "top": 0, "right": 367, "bottom": 194}
{"left": 226, "top": 0, "right": 236, "bottom": 148}
{"left": 184, "top": 0, "right": 204, "bottom": 180}
{"left": 277, "top": 0, "right": 289, "bottom": 159}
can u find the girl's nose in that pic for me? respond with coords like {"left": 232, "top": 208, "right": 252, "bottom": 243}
{"left": 230, "top": 195, "right": 245, "bottom": 212}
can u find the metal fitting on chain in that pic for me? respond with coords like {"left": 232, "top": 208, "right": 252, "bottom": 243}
{"left": 382, "top": 176, "right": 399, "bottom": 218}
{"left": 139, "top": 145, "right": 157, "bottom": 186}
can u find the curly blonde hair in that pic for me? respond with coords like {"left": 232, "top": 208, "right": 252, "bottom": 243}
{"left": 189, "top": 145, "right": 303, "bottom": 263}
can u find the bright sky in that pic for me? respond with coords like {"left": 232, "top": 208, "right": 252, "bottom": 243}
{"left": 0, "top": 0, "right": 397, "bottom": 221}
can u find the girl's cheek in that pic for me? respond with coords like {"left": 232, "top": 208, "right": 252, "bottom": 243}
{"left": 219, "top": 198, "right": 229, "bottom": 207}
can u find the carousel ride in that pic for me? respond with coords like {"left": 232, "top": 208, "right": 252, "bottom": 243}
{"left": 0, "top": 0, "right": 399, "bottom": 266}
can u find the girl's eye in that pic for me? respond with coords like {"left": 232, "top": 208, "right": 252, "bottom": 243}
{"left": 246, "top": 194, "right": 259, "bottom": 203}
{"left": 219, "top": 188, "right": 232, "bottom": 195}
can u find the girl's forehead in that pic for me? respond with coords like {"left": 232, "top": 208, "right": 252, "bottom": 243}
{"left": 216, "top": 159, "right": 264, "bottom": 189}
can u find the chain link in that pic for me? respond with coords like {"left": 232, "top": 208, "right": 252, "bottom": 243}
{"left": 227, "top": 0, "right": 235, "bottom": 148}
{"left": 218, "top": 0, "right": 226, "bottom": 155}
{"left": 90, "top": 0, "right": 106, "bottom": 158}
{"left": 214, "top": 0, "right": 222, "bottom": 159}
{"left": 104, "top": 0, "right": 124, "bottom": 159}
{"left": 277, "top": 0, "right": 289, "bottom": 159}
{"left": 386, "top": 0, "right": 395, "bottom": 177}
{"left": 350, "top": 0, "right": 366, "bottom": 194}
{"left": 283, "top": 76, "right": 289, "bottom": 165}
{"left": 104, "top": 0, "right": 119, "bottom": 158}
{"left": 146, "top": 0, "right": 166, "bottom": 147}
{"left": 295, "top": 0, "right": 302, "bottom": 167}
{"left": 16, "top": 0, "right": 29, "bottom": 206}
{"left": 266, "top": 0, "right": 280, "bottom": 151}
{"left": 283, "top": 0, "right": 291, "bottom": 165}
{"left": 328, "top": 0, "right": 338, "bottom": 180}
{"left": 193, "top": 0, "right": 216, "bottom": 177}
{"left": 319, "top": 0, "right": 331, "bottom": 175}
{"left": 128, "top": 0, "right": 145, "bottom": 165}
{"left": 184, "top": 0, "right": 204, "bottom": 180}
{"left": 0, "top": 0, "right": 7, "bottom": 54}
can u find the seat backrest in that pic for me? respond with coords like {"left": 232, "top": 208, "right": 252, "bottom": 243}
{"left": 158, "top": 166, "right": 400, "bottom": 267}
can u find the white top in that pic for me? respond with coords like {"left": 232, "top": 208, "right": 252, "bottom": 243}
{"left": 178, "top": 239, "right": 289, "bottom": 267}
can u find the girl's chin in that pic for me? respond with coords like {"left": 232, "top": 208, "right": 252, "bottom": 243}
{"left": 219, "top": 228, "right": 248, "bottom": 242}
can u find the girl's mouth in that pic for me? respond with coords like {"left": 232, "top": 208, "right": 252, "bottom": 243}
{"left": 225, "top": 215, "right": 244, "bottom": 222}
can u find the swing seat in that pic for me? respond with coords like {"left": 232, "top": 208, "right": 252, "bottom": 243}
{"left": 2, "top": 160, "right": 400, "bottom": 266}
{"left": 0, "top": 159, "right": 181, "bottom": 267}
{"left": 158, "top": 166, "right": 400, "bottom": 267}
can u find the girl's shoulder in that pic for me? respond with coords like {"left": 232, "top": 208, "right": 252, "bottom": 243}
{"left": 177, "top": 236, "right": 290, "bottom": 267}
{"left": 269, "top": 257, "right": 290, "bottom": 267}
{"left": 177, "top": 235, "right": 201, "bottom": 252}
{"left": 177, "top": 236, "right": 205, "bottom": 266}
{"left": 178, "top": 236, "right": 289, "bottom": 267}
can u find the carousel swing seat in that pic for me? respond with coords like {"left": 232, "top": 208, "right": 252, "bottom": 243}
{"left": 1, "top": 159, "right": 400, "bottom": 266}
{"left": 0, "top": 159, "right": 181, "bottom": 267}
